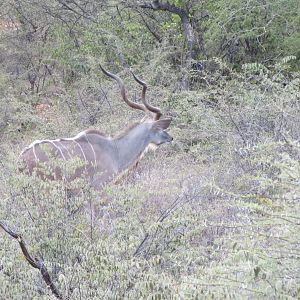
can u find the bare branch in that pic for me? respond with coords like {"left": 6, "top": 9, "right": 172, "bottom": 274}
{"left": 139, "top": 1, "right": 196, "bottom": 89}
{"left": 0, "top": 220, "right": 64, "bottom": 300}
{"left": 133, "top": 195, "right": 185, "bottom": 257}
{"left": 139, "top": 0, "right": 194, "bottom": 52}
{"left": 134, "top": 8, "right": 162, "bottom": 42}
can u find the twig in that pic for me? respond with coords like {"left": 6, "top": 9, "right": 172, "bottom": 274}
{"left": 133, "top": 195, "right": 186, "bottom": 257}
{"left": 228, "top": 106, "right": 247, "bottom": 145}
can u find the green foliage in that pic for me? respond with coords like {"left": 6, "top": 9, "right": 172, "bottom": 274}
{"left": 204, "top": 0, "right": 300, "bottom": 65}
{"left": 1, "top": 57, "right": 300, "bottom": 298}
{"left": 1, "top": 1, "right": 300, "bottom": 299}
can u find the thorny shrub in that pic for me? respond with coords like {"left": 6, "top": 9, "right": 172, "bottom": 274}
{"left": 1, "top": 59, "right": 300, "bottom": 299}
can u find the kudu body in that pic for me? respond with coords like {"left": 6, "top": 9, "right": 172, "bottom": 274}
{"left": 19, "top": 67, "right": 172, "bottom": 191}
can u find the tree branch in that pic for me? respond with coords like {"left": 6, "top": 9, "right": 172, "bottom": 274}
{"left": 139, "top": 0, "right": 195, "bottom": 55}
{"left": 136, "top": 9, "right": 162, "bottom": 43}
{"left": 139, "top": 1, "right": 196, "bottom": 89}
{"left": 0, "top": 220, "right": 64, "bottom": 300}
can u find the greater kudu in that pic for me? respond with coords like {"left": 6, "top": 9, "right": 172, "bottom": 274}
{"left": 19, "top": 66, "right": 173, "bottom": 190}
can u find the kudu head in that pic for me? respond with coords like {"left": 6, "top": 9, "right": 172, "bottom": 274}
{"left": 100, "top": 65, "right": 173, "bottom": 146}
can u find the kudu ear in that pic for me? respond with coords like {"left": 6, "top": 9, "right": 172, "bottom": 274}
{"left": 152, "top": 118, "right": 172, "bottom": 130}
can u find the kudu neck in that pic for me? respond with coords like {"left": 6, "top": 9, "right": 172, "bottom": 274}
{"left": 113, "top": 124, "right": 150, "bottom": 171}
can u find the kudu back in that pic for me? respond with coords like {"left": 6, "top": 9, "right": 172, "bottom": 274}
{"left": 19, "top": 66, "right": 173, "bottom": 191}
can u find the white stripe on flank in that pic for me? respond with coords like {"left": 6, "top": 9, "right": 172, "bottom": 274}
{"left": 33, "top": 144, "right": 38, "bottom": 162}
{"left": 20, "top": 131, "right": 87, "bottom": 158}
{"left": 73, "top": 140, "right": 87, "bottom": 162}
{"left": 57, "top": 141, "right": 71, "bottom": 159}
{"left": 20, "top": 139, "right": 43, "bottom": 155}
{"left": 44, "top": 140, "right": 66, "bottom": 160}
{"left": 84, "top": 133, "right": 97, "bottom": 166}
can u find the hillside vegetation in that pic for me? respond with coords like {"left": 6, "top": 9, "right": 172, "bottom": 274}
{"left": 0, "top": 1, "right": 300, "bottom": 299}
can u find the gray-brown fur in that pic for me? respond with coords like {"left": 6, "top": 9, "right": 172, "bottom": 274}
{"left": 19, "top": 120, "right": 172, "bottom": 191}
{"left": 19, "top": 66, "right": 173, "bottom": 191}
